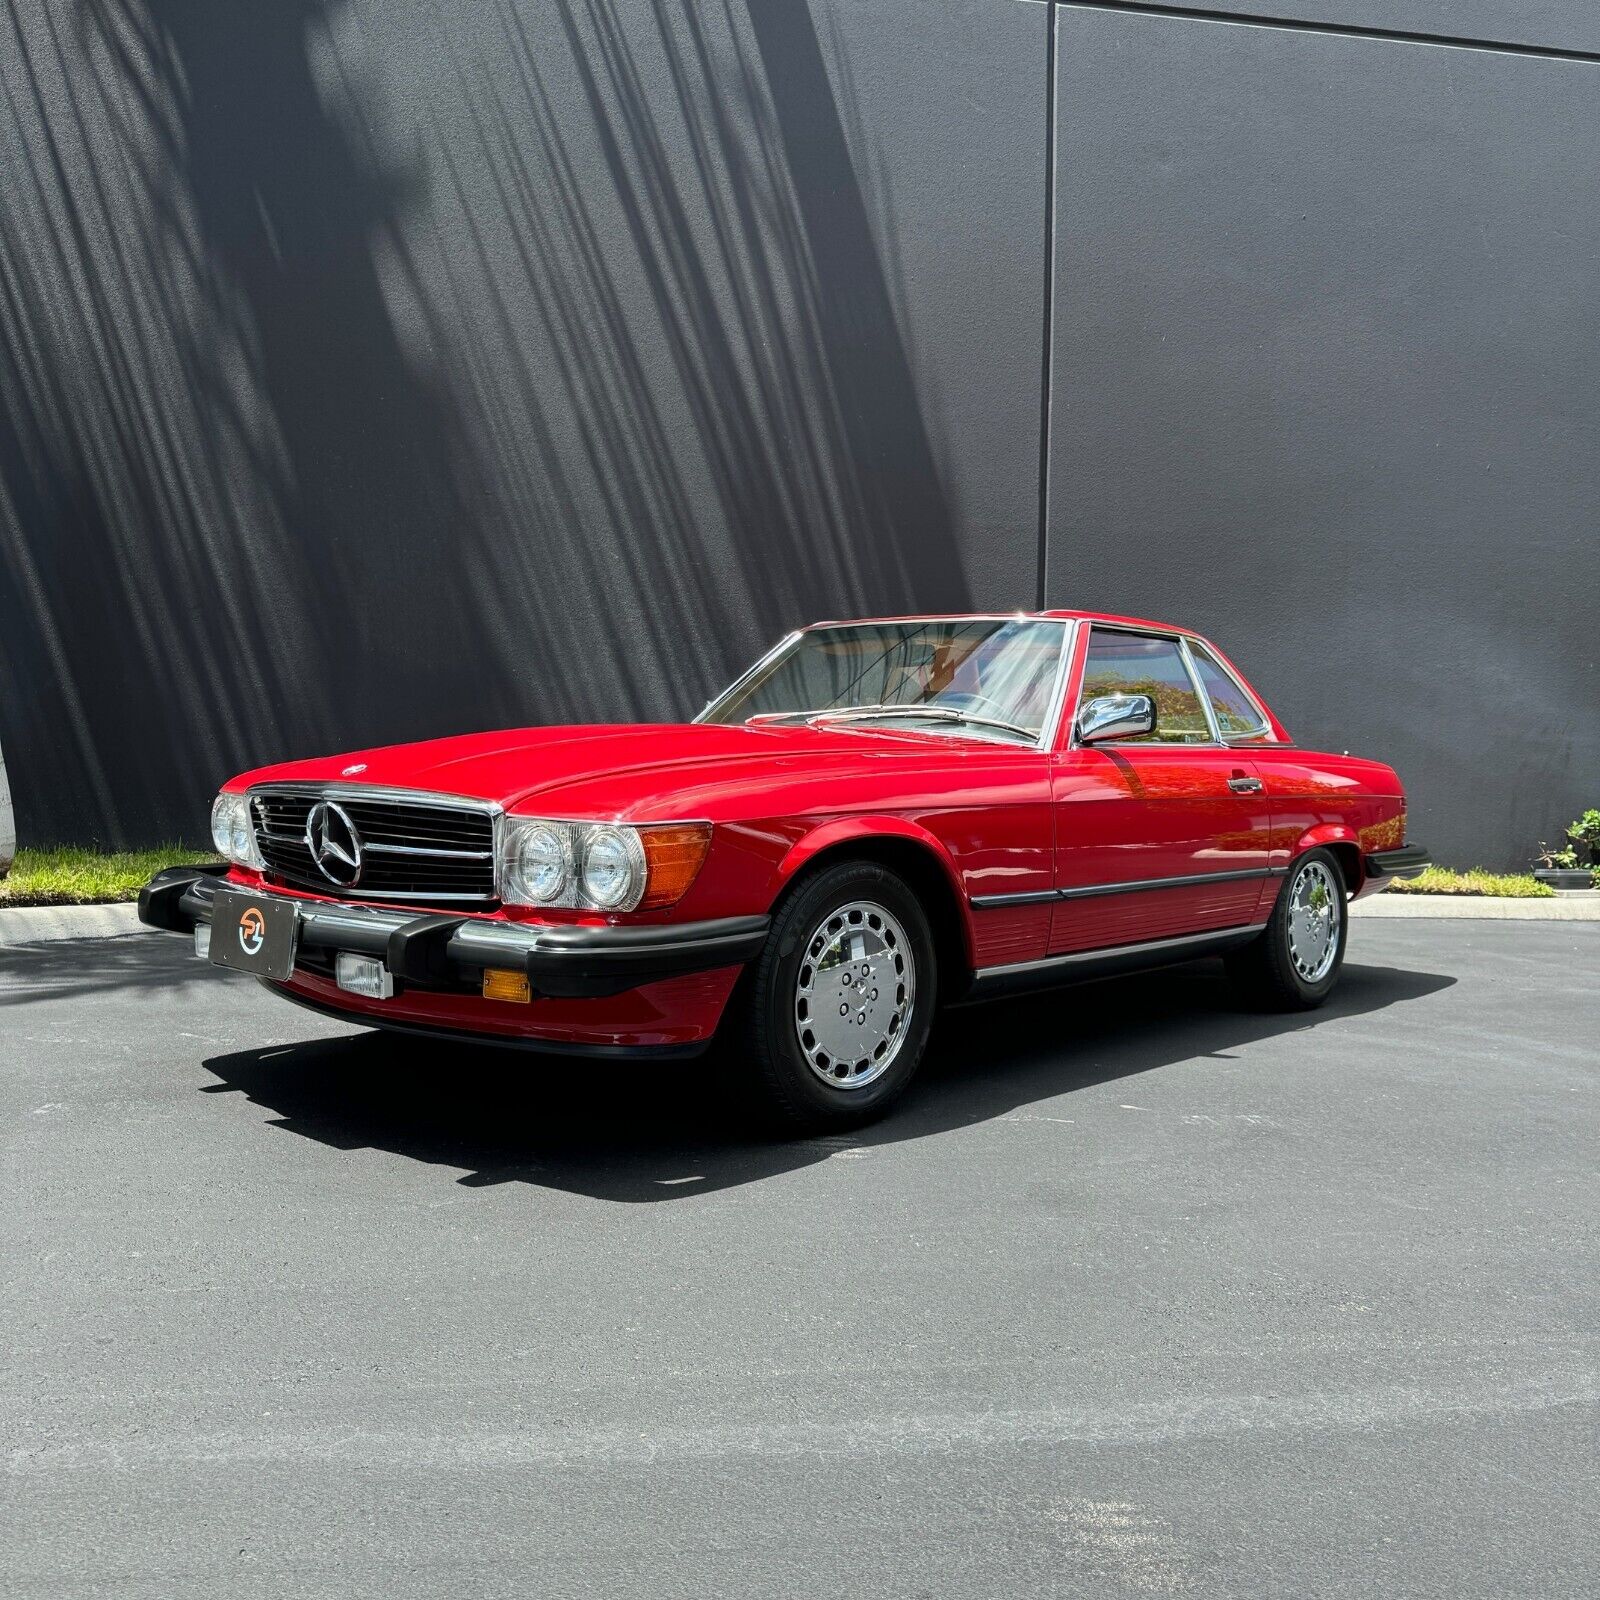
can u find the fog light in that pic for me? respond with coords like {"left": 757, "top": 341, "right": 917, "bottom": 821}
{"left": 482, "top": 967, "right": 530, "bottom": 1004}
{"left": 193, "top": 924, "right": 211, "bottom": 960}
{"left": 336, "top": 952, "right": 394, "bottom": 1000}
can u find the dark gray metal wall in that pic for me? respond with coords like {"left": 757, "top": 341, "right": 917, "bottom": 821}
{"left": 2, "top": 0, "right": 1595, "bottom": 866}
{"left": 0, "top": 0, "right": 1047, "bottom": 845}
{"left": 1047, "top": 2, "right": 1600, "bottom": 869}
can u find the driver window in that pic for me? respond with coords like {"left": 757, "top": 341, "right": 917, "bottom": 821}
{"left": 1081, "top": 630, "right": 1211, "bottom": 744}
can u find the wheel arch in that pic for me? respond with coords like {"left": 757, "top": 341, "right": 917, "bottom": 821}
{"left": 1290, "top": 824, "right": 1364, "bottom": 895}
{"left": 773, "top": 820, "right": 975, "bottom": 986}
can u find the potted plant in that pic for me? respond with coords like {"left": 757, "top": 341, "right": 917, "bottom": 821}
{"left": 1534, "top": 808, "right": 1600, "bottom": 891}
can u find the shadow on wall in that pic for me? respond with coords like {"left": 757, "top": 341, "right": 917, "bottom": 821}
{"left": 0, "top": 0, "right": 968, "bottom": 846}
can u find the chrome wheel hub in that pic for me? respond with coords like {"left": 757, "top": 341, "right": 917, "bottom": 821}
{"left": 1287, "top": 859, "right": 1341, "bottom": 982}
{"left": 793, "top": 900, "right": 915, "bottom": 1089}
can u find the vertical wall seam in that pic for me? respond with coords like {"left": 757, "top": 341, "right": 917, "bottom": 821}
{"left": 1035, "top": 1, "right": 1058, "bottom": 608}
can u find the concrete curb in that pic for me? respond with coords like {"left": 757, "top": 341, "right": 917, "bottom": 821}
{"left": 1353, "top": 893, "right": 1600, "bottom": 920}
{"left": 0, "top": 903, "right": 146, "bottom": 945}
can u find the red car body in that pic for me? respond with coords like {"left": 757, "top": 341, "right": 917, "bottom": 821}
{"left": 140, "top": 611, "right": 1423, "bottom": 1063}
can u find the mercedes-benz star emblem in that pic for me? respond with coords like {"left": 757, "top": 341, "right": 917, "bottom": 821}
{"left": 305, "top": 799, "right": 363, "bottom": 886}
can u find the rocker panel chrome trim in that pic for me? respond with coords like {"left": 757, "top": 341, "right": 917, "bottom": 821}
{"left": 964, "top": 923, "right": 1264, "bottom": 999}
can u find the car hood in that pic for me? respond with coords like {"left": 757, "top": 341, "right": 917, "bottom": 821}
{"left": 233, "top": 721, "right": 997, "bottom": 818}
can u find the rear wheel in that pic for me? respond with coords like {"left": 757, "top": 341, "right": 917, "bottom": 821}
{"left": 733, "top": 860, "right": 937, "bottom": 1132}
{"left": 1225, "top": 848, "right": 1348, "bottom": 1010}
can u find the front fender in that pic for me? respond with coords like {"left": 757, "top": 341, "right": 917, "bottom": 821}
{"left": 771, "top": 816, "right": 977, "bottom": 965}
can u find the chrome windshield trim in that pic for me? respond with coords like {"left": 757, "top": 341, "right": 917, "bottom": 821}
{"left": 1037, "top": 619, "right": 1078, "bottom": 752}
{"left": 693, "top": 630, "right": 802, "bottom": 723}
{"left": 696, "top": 618, "right": 1071, "bottom": 752}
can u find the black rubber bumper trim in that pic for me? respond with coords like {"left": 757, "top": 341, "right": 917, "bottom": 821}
{"left": 144, "top": 868, "right": 769, "bottom": 999}
{"left": 137, "top": 864, "right": 229, "bottom": 932}
{"left": 1365, "top": 845, "right": 1431, "bottom": 879}
{"left": 386, "top": 914, "right": 467, "bottom": 984}
{"left": 450, "top": 915, "right": 773, "bottom": 998}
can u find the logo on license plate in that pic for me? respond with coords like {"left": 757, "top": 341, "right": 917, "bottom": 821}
{"left": 239, "top": 906, "right": 266, "bottom": 956}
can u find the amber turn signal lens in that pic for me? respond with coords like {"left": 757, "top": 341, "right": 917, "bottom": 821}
{"left": 638, "top": 823, "right": 713, "bottom": 910}
{"left": 482, "top": 968, "right": 531, "bottom": 1003}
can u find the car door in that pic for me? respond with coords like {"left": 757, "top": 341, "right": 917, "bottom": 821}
{"left": 1049, "top": 627, "right": 1273, "bottom": 955}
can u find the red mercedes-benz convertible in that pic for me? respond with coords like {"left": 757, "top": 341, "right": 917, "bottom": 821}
{"left": 141, "top": 612, "right": 1427, "bottom": 1128}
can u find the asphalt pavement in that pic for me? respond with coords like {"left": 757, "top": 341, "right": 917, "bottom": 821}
{"left": 4, "top": 921, "right": 1597, "bottom": 1598}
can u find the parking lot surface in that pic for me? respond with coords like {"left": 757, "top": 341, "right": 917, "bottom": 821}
{"left": 5, "top": 921, "right": 1597, "bottom": 1598}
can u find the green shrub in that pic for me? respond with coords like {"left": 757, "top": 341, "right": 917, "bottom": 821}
{"left": 1570, "top": 809, "right": 1600, "bottom": 860}
{"left": 1390, "top": 867, "right": 1555, "bottom": 898}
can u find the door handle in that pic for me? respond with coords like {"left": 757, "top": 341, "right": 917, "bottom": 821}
{"left": 1228, "top": 775, "right": 1263, "bottom": 793}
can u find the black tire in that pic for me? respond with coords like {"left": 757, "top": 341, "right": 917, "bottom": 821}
{"left": 731, "top": 860, "right": 938, "bottom": 1133}
{"left": 1225, "top": 847, "right": 1349, "bottom": 1011}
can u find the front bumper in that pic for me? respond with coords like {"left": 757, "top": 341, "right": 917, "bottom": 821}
{"left": 138, "top": 866, "right": 769, "bottom": 999}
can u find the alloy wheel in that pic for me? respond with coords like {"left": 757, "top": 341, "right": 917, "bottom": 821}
{"left": 1286, "top": 858, "right": 1341, "bottom": 983}
{"left": 792, "top": 899, "right": 916, "bottom": 1089}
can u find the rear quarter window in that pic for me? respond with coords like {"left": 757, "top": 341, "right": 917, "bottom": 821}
{"left": 1190, "top": 643, "right": 1272, "bottom": 740}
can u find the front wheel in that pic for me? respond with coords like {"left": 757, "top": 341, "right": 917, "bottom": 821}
{"left": 1225, "top": 848, "right": 1348, "bottom": 1010}
{"left": 733, "top": 860, "right": 937, "bottom": 1132}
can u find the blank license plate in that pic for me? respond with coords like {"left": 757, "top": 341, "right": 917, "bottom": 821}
{"left": 208, "top": 888, "right": 297, "bottom": 981}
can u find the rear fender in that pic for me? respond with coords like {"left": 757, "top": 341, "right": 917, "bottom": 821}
{"left": 1290, "top": 823, "right": 1365, "bottom": 895}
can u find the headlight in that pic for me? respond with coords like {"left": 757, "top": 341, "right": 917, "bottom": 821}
{"left": 498, "top": 820, "right": 710, "bottom": 912}
{"left": 580, "top": 826, "right": 646, "bottom": 910}
{"left": 210, "top": 790, "right": 261, "bottom": 868}
{"left": 503, "top": 822, "right": 572, "bottom": 906}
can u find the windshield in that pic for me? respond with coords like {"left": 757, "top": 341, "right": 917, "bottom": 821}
{"left": 699, "top": 619, "right": 1067, "bottom": 744}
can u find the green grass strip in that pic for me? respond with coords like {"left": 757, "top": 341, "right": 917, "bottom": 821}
{"left": 0, "top": 847, "right": 208, "bottom": 907}
{"left": 1389, "top": 866, "right": 1555, "bottom": 898}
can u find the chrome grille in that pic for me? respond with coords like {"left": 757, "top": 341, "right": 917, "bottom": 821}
{"left": 249, "top": 786, "right": 498, "bottom": 907}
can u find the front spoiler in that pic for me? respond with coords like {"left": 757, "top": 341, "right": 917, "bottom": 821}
{"left": 138, "top": 866, "right": 769, "bottom": 999}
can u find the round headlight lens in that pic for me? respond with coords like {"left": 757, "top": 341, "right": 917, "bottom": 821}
{"left": 211, "top": 792, "right": 256, "bottom": 865}
{"left": 512, "top": 824, "right": 569, "bottom": 904}
{"left": 581, "top": 827, "right": 642, "bottom": 910}
{"left": 211, "top": 793, "right": 235, "bottom": 856}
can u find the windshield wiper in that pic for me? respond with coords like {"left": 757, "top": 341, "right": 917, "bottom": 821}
{"left": 745, "top": 703, "right": 906, "bottom": 727}
{"left": 810, "top": 704, "right": 1038, "bottom": 742}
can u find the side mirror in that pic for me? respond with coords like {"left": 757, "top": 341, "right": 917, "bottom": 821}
{"left": 1077, "top": 692, "right": 1155, "bottom": 744}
